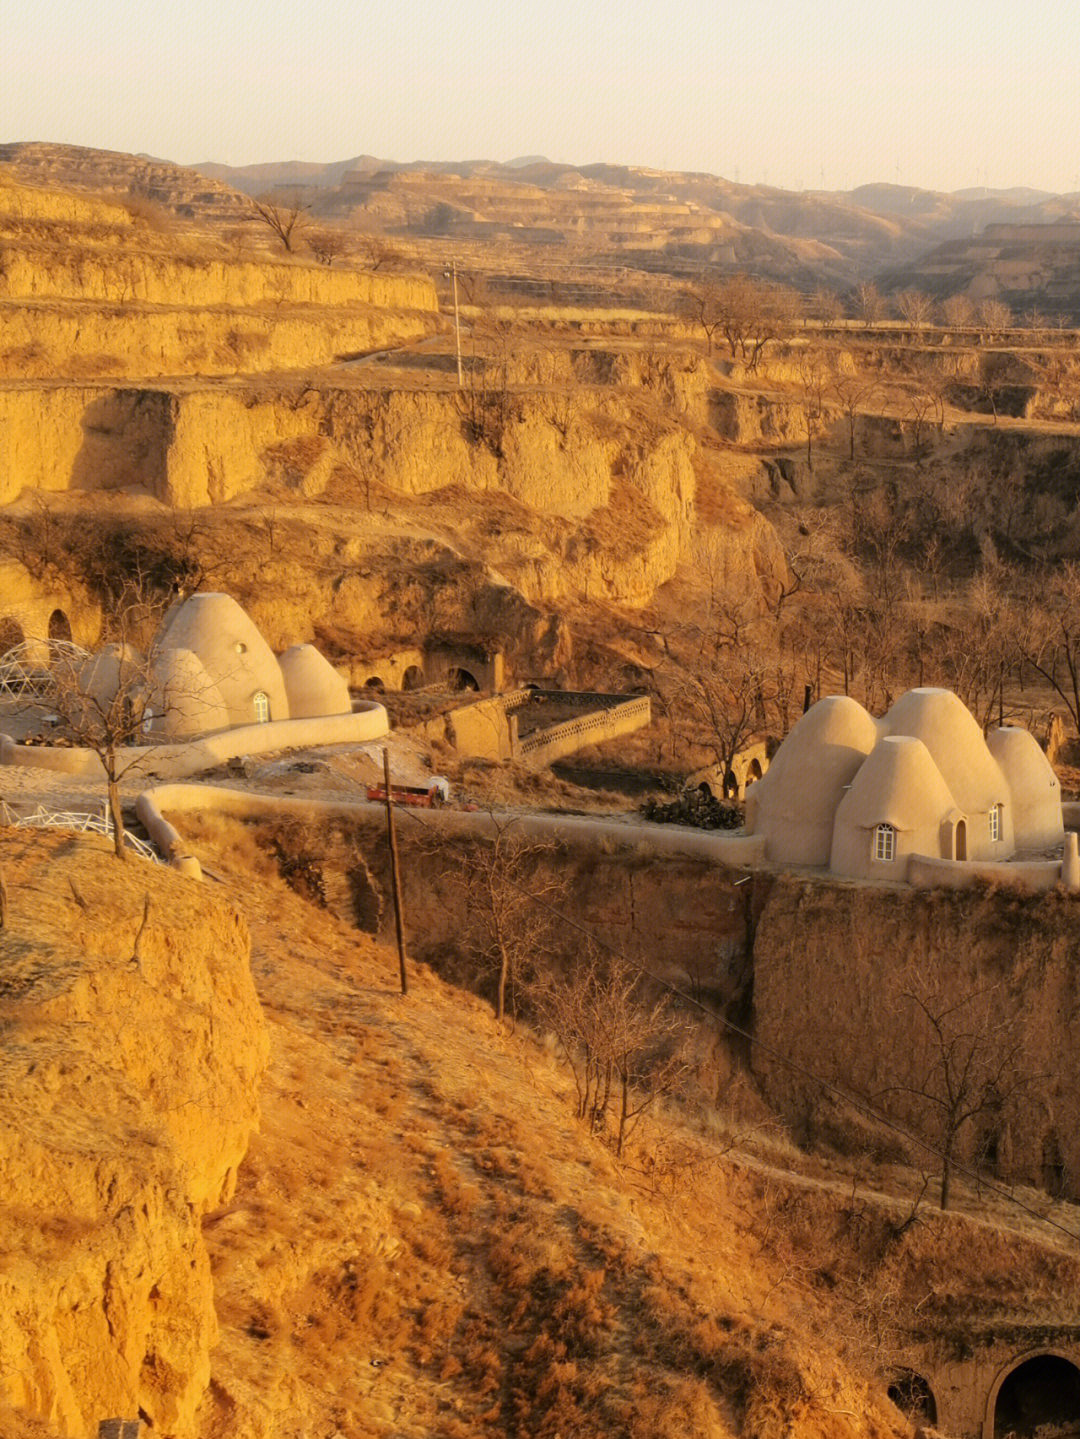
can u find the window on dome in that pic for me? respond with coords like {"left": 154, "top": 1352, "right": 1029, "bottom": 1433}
{"left": 253, "top": 690, "right": 270, "bottom": 723}
{"left": 874, "top": 823, "right": 896, "bottom": 862}
{"left": 990, "top": 803, "right": 1002, "bottom": 842}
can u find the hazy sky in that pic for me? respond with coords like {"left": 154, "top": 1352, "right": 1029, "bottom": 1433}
{"left": 5, "top": 0, "right": 1080, "bottom": 193}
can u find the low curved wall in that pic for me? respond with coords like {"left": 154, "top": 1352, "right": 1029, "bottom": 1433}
{"left": 0, "top": 703, "right": 389, "bottom": 783}
{"left": 138, "top": 784, "right": 768, "bottom": 878}
{"left": 907, "top": 853, "right": 1065, "bottom": 892}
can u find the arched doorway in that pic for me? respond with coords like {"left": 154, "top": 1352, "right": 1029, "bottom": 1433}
{"left": 746, "top": 758, "right": 763, "bottom": 785}
{"left": 449, "top": 667, "right": 479, "bottom": 692}
{"left": 723, "top": 770, "right": 739, "bottom": 799}
{"left": 989, "top": 1352, "right": 1080, "bottom": 1437}
{"left": 402, "top": 665, "right": 425, "bottom": 691}
{"left": 48, "top": 609, "right": 72, "bottom": 642}
{"left": 47, "top": 609, "right": 72, "bottom": 658}
{"left": 955, "top": 818, "right": 968, "bottom": 861}
{"left": 0, "top": 616, "right": 24, "bottom": 655}
{"left": 888, "top": 1370, "right": 937, "bottom": 1426}
{"left": 364, "top": 676, "right": 386, "bottom": 693}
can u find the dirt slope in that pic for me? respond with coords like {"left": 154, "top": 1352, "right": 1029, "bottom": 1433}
{"left": 185, "top": 818, "right": 905, "bottom": 1439}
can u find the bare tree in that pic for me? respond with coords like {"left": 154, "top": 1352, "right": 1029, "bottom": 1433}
{"left": 853, "top": 281, "right": 886, "bottom": 326}
{"left": 358, "top": 235, "right": 402, "bottom": 271}
{"left": 1017, "top": 562, "right": 1080, "bottom": 734}
{"left": 941, "top": 293, "right": 976, "bottom": 329}
{"left": 530, "top": 943, "right": 691, "bottom": 1156}
{"left": 896, "top": 289, "right": 935, "bottom": 329}
{"left": 831, "top": 369, "right": 880, "bottom": 461}
{"left": 879, "top": 964, "right": 1029, "bottom": 1210}
{"left": 249, "top": 190, "right": 312, "bottom": 253}
{"left": 10, "top": 583, "right": 223, "bottom": 859}
{"left": 794, "top": 349, "right": 829, "bottom": 468}
{"left": 307, "top": 227, "right": 349, "bottom": 267}
{"left": 905, "top": 379, "right": 946, "bottom": 461}
{"left": 660, "top": 599, "right": 772, "bottom": 776}
{"left": 684, "top": 273, "right": 798, "bottom": 371}
{"left": 976, "top": 298, "right": 1013, "bottom": 344}
{"left": 453, "top": 819, "right": 566, "bottom": 1024}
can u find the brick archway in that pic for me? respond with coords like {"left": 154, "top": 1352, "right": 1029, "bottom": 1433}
{"left": 983, "top": 1347, "right": 1080, "bottom": 1439}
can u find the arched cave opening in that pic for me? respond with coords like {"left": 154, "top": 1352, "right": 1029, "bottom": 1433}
{"left": 887, "top": 1370, "right": 937, "bottom": 1426}
{"left": 0, "top": 616, "right": 25, "bottom": 655}
{"left": 402, "top": 665, "right": 425, "bottom": 691}
{"left": 48, "top": 608, "right": 73, "bottom": 649}
{"left": 994, "top": 1354, "right": 1080, "bottom": 1437}
{"left": 450, "top": 667, "right": 480, "bottom": 692}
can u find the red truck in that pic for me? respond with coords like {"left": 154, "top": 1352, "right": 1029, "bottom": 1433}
{"left": 366, "top": 776, "right": 450, "bottom": 808}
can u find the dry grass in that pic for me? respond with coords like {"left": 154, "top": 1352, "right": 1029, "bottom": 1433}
{"left": 169, "top": 813, "right": 1080, "bottom": 1439}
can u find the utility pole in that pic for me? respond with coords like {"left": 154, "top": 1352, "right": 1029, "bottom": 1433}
{"left": 382, "top": 747, "right": 408, "bottom": 996}
{"left": 449, "top": 258, "right": 463, "bottom": 387}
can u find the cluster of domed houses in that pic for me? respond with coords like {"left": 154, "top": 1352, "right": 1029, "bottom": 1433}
{"left": 128, "top": 592, "right": 354, "bottom": 737}
{"left": 744, "top": 687, "right": 1070, "bottom": 883}
{"left": 2, "top": 590, "right": 1074, "bottom": 891}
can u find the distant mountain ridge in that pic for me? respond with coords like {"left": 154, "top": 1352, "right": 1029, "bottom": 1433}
{"left": 6, "top": 140, "right": 1080, "bottom": 303}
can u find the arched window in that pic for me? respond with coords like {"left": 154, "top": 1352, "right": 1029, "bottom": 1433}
{"left": 990, "top": 803, "right": 1003, "bottom": 842}
{"left": 874, "top": 823, "right": 896, "bottom": 862}
{"left": 253, "top": 691, "right": 271, "bottom": 724}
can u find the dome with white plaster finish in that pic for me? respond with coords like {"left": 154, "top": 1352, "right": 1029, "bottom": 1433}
{"left": 145, "top": 647, "right": 230, "bottom": 740}
{"left": 745, "top": 695, "right": 879, "bottom": 865}
{"left": 881, "top": 688, "right": 1012, "bottom": 858}
{"left": 278, "top": 644, "right": 351, "bottom": 719}
{"left": 987, "top": 726, "right": 1064, "bottom": 851}
{"left": 77, "top": 642, "right": 144, "bottom": 707}
{"left": 153, "top": 594, "right": 288, "bottom": 728}
{"left": 831, "top": 736, "right": 959, "bottom": 879}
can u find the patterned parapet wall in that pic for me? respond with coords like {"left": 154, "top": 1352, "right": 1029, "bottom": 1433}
{"left": 515, "top": 695, "right": 652, "bottom": 768}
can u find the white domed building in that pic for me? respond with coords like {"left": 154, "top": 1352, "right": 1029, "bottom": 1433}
{"left": 278, "top": 644, "right": 352, "bottom": 720}
{"left": 132, "top": 594, "right": 353, "bottom": 741}
{"left": 746, "top": 688, "right": 1064, "bottom": 881}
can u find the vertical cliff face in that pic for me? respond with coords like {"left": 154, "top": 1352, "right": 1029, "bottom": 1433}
{"left": 751, "top": 876, "right": 1080, "bottom": 1194}
{"left": 0, "top": 830, "right": 268, "bottom": 1438}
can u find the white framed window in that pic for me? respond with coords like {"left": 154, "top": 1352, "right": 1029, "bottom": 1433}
{"left": 874, "top": 823, "right": 896, "bottom": 862}
{"left": 989, "top": 803, "right": 1002, "bottom": 842}
{"left": 253, "top": 690, "right": 270, "bottom": 724}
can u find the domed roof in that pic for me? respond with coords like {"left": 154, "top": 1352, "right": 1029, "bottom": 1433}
{"left": 746, "top": 695, "right": 879, "bottom": 865}
{"left": 77, "top": 641, "right": 144, "bottom": 706}
{"left": 831, "top": 737, "right": 959, "bottom": 878}
{"left": 881, "top": 688, "right": 1008, "bottom": 818}
{"left": 278, "top": 644, "right": 351, "bottom": 719}
{"left": 839, "top": 736, "right": 957, "bottom": 832}
{"left": 987, "top": 726, "right": 1064, "bottom": 851}
{"left": 153, "top": 593, "right": 288, "bottom": 727}
{"left": 145, "top": 646, "right": 230, "bottom": 740}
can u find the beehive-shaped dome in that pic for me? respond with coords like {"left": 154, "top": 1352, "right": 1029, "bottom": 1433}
{"left": 881, "top": 688, "right": 1012, "bottom": 858}
{"left": 153, "top": 594, "right": 288, "bottom": 728}
{"left": 278, "top": 644, "right": 351, "bottom": 719}
{"left": 77, "top": 641, "right": 144, "bottom": 707}
{"left": 745, "top": 695, "right": 879, "bottom": 865}
{"left": 987, "top": 726, "right": 1064, "bottom": 851}
{"left": 831, "top": 736, "right": 958, "bottom": 878}
{"left": 145, "top": 647, "right": 230, "bottom": 740}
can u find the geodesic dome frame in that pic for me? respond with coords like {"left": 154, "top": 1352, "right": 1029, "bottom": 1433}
{"left": 0, "top": 639, "right": 91, "bottom": 702}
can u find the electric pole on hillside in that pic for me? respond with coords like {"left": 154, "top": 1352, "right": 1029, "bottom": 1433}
{"left": 382, "top": 747, "right": 409, "bottom": 996}
{"left": 444, "top": 259, "right": 463, "bottom": 387}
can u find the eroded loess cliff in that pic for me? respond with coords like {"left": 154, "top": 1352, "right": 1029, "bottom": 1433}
{"left": 0, "top": 830, "right": 268, "bottom": 1439}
